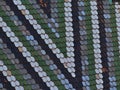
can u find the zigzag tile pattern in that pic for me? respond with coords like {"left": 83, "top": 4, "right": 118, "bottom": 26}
{"left": 0, "top": 0, "right": 120, "bottom": 90}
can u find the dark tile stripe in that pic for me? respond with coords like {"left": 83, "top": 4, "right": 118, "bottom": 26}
{"left": 72, "top": 0, "right": 83, "bottom": 89}
{"left": 0, "top": 27, "right": 49, "bottom": 90}
{"left": 0, "top": 71, "right": 15, "bottom": 90}
{"left": 97, "top": 1, "right": 110, "bottom": 89}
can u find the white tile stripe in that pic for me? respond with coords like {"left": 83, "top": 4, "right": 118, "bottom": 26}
{"left": 64, "top": 0, "right": 75, "bottom": 77}
{"left": 12, "top": 0, "right": 76, "bottom": 77}
{"left": 90, "top": 1, "right": 103, "bottom": 90}
{"left": 64, "top": 0, "right": 74, "bottom": 58}
{"left": 115, "top": 2, "right": 120, "bottom": 58}
{"left": 0, "top": 60, "right": 24, "bottom": 90}
{"left": 0, "top": 17, "right": 58, "bottom": 90}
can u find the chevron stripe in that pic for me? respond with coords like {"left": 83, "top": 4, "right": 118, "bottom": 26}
{"left": 12, "top": 0, "right": 76, "bottom": 77}
{"left": 2, "top": 1, "right": 75, "bottom": 89}
{"left": 0, "top": 1, "right": 75, "bottom": 89}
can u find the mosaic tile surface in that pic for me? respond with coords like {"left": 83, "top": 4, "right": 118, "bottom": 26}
{"left": 0, "top": 0, "right": 120, "bottom": 90}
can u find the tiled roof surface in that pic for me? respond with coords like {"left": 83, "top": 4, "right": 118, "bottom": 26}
{"left": 0, "top": 0, "right": 120, "bottom": 90}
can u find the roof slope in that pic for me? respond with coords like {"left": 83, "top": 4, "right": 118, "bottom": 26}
{"left": 0, "top": 0, "right": 120, "bottom": 90}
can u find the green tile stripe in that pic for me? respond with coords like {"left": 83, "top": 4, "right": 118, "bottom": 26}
{"left": 0, "top": 6, "right": 66, "bottom": 90}
{"left": 57, "top": 0, "right": 67, "bottom": 57}
{"left": 85, "top": 1, "right": 96, "bottom": 90}
{"left": 22, "top": 0, "right": 67, "bottom": 57}
{"left": 0, "top": 49, "right": 31, "bottom": 90}
{"left": 110, "top": 4, "right": 120, "bottom": 89}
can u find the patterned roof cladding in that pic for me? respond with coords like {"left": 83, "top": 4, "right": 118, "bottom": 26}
{"left": 0, "top": 0, "right": 120, "bottom": 90}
